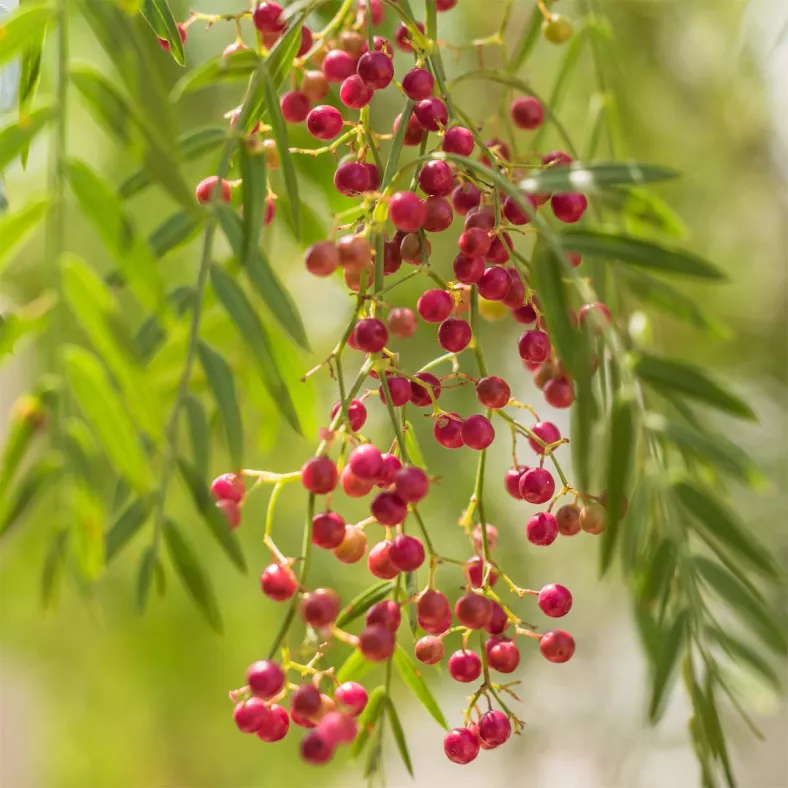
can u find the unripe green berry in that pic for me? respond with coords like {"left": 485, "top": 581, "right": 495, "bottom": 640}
{"left": 542, "top": 14, "right": 574, "bottom": 45}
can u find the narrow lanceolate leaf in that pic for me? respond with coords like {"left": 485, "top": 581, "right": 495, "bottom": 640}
{"left": 0, "top": 294, "right": 54, "bottom": 361}
{"left": 62, "top": 256, "right": 162, "bottom": 439}
{"left": 635, "top": 354, "right": 756, "bottom": 421}
{"left": 0, "top": 198, "right": 49, "bottom": 274}
{"left": 171, "top": 49, "right": 260, "bottom": 99}
{"left": 177, "top": 458, "right": 246, "bottom": 572}
{"left": 215, "top": 206, "right": 309, "bottom": 350}
{"left": 0, "top": 455, "right": 60, "bottom": 539}
{"left": 239, "top": 141, "right": 267, "bottom": 265}
{"left": 0, "top": 3, "right": 54, "bottom": 67}
{"left": 64, "top": 346, "right": 153, "bottom": 493}
{"left": 405, "top": 570, "right": 419, "bottom": 636}
{"left": 164, "top": 519, "right": 223, "bottom": 632}
{"left": 140, "top": 0, "right": 185, "bottom": 65}
{"left": 393, "top": 645, "right": 448, "bottom": 730}
{"left": 184, "top": 395, "right": 210, "bottom": 478}
{"left": 707, "top": 627, "right": 782, "bottom": 690}
{"left": 351, "top": 686, "right": 386, "bottom": 758}
{"left": 649, "top": 609, "right": 687, "bottom": 722}
{"left": 66, "top": 160, "right": 163, "bottom": 310}
{"left": 105, "top": 498, "right": 151, "bottom": 562}
{"left": 262, "top": 67, "right": 300, "bottom": 235}
{"left": 335, "top": 581, "right": 397, "bottom": 628}
{"left": 510, "top": 4, "right": 542, "bottom": 71}
{"left": 148, "top": 211, "right": 203, "bottom": 258}
{"left": 210, "top": 264, "right": 301, "bottom": 433}
{"left": 41, "top": 530, "right": 68, "bottom": 609}
{"left": 562, "top": 230, "right": 725, "bottom": 281}
{"left": 17, "top": 9, "right": 45, "bottom": 108}
{"left": 136, "top": 545, "right": 157, "bottom": 612}
{"left": 197, "top": 341, "right": 243, "bottom": 469}
{"left": 674, "top": 480, "right": 778, "bottom": 577}
{"left": 336, "top": 648, "right": 375, "bottom": 685}
{"left": 71, "top": 65, "right": 137, "bottom": 145}
{"left": 0, "top": 105, "right": 55, "bottom": 170}
{"left": 693, "top": 557, "right": 787, "bottom": 655}
{"left": 403, "top": 421, "right": 425, "bottom": 469}
{"left": 386, "top": 698, "right": 414, "bottom": 777}
{"left": 600, "top": 392, "right": 636, "bottom": 574}
{"left": 518, "top": 162, "right": 678, "bottom": 194}
{"left": 382, "top": 101, "right": 415, "bottom": 189}
{"left": 71, "top": 483, "right": 105, "bottom": 580}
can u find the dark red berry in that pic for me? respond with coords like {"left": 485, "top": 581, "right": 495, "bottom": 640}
{"left": 410, "top": 372, "right": 441, "bottom": 407}
{"left": 542, "top": 150, "right": 572, "bottom": 167}
{"left": 394, "top": 466, "right": 429, "bottom": 503}
{"left": 301, "top": 456, "right": 338, "bottom": 494}
{"left": 458, "top": 227, "right": 491, "bottom": 256}
{"left": 301, "top": 588, "right": 341, "bottom": 628}
{"left": 504, "top": 467, "right": 525, "bottom": 499}
{"left": 357, "top": 0, "right": 384, "bottom": 27}
{"left": 281, "top": 90, "right": 311, "bottom": 123}
{"left": 402, "top": 67, "right": 434, "bottom": 100}
{"left": 526, "top": 511, "right": 559, "bottom": 546}
{"left": 334, "top": 682, "right": 368, "bottom": 716}
{"left": 444, "top": 727, "right": 480, "bottom": 764}
{"left": 417, "top": 589, "right": 451, "bottom": 625}
{"left": 455, "top": 592, "right": 492, "bottom": 629}
{"left": 370, "top": 491, "right": 407, "bottom": 526}
{"left": 399, "top": 231, "right": 431, "bottom": 264}
{"left": 359, "top": 623, "right": 396, "bottom": 661}
{"left": 247, "top": 660, "right": 285, "bottom": 699}
{"left": 300, "top": 730, "right": 335, "bottom": 764}
{"left": 476, "top": 376, "right": 510, "bottom": 409}
{"left": 368, "top": 540, "right": 400, "bottom": 579}
{"left": 465, "top": 208, "right": 495, "bottom": 230}
{"left": 433, "top": 411, "right": 464, "bottom": 448}
{"left": 196, "top": 176, "right": 231, "bottom": 204}
{"left": 322, "top": 49, "right": 357, "bottom": 83}
{"left": 292, "top": 684, "right": 322, "bottom": 719}
{"left": 551, "top": 193, "right": 588, "bottom": 223}
{"left": 477, "top": 266, "right": 510, "bottom": 301}
{"left": 394, "top": 111, "right": 425, "bottom": 146}
{"left": 389, "top": 534, "right": 425, "bottom": 571}
{"left": 257, "top": 704, "right": 289, "bottom": 741}
{"left": 330, "top": 398, "right": 367, "bottom": 432}
{"left": 518, "top": 329, "right": 551, "bottom": 364}
{"left": 485, "top": 600, "right": 509, "bottom": 635}
{"left": 519, "top": 467, "right": 555, "bottom": 504}
{"left": 478, "top": 710, "right": 512, "bottom": 748}
{"left": 376, "top": 453, "right": 402, "bottom": 488}
{"left": 297, "top": 25, "right": 313, "bottom": 56}
{"left": 414, "top": 97, "right": 448, "bottom": 131}
{"left": 306, "top": 105, "right": 343, "bottom": 140}
{"left": 513, "top": 303, "right": 537, "bottom": 324}
{"left": 466, "top": 556, "right": 498, "bottom": 588}
{"left": 366, "top": 599, "right": 401, "bottom": 631}
{"left": 394, "top": 21, "right": 424, "bottom": 52}
{"left": 291, "top": 706, "right": 317, "bottom": 729}
{"left": 357, "top": 51, "right": 394, "bottom": 89}
{"left": 340, "top": 465, "right": 375, "bottom": 498}
{"left": 453, "top": 254, "right": 485, "bottom": 284}
{"left": 261, "top": 562, "right": 298, "bottom": 601}
{"left": 450, "top": 182, "right": 481, "bottom": 214}
{"left": 503, "top": 193, "right": 537, "bottom": 225}
{"left": 544, "top": 376, "right": 575, "bottom": 408}
{"left": 339, "top": 74, "right": 373, "bottom": 109}
{"left": 253, "top": 2, "right": 284, "bottom": 34}
{"left": 461, "top": 415, "right": 495, "bottom": 450}
{"left": 437, "top": 317, "right": 472, "bottom": 352}
{"left": 511, "top": 96, "right": 544, "bottom": 129}
{"left": 348, "top": 443, "right": 383, "bottom": 480}
{"left": 234, "top": 697, "right": 270, "bottom": 733}
{"left": 487, "top": 638, "right": 520, "bottom": 673}
{"left": 415, "top": 635, "right": 444, "bottom": 664}
{"left": 418, "top": 160, "right": 454, "bottom": 196}
{"left": 312, "top": 511, "right": 346, "bottom": 550}
{"left": 423, "top": 196, "right": 454, "bottom": 232}
{"left": 318, "top": 711, "right": 358, "bottom": 746}
{"left": 539, "top": 629, "right": 575, "bottom": 663}
{"left": 382, "top": 238, "right": 402, "bottom": 275}
{"left": 417, "top": 289, "right": 453, "bottom": 323}
{"left": 210, "top": 473, "right": 245, "bottom": 502}
{"left": 379, "top": 375, "right": 411, "bottom": 407}
{"left": 538, "top": 583, "right": 573, "bottom": 617}
{"left": 389, "top": 190, "right": 426, "bottom": 232}
{"left": 449, "top": 649, "right": 482, "bottom": 683}
{"left": 442, "top": 127, "right": 474, "bottom": 156}
{"left": 528, "top": 421, "right": 561, "bottom": 454}
{"left": 353, "top": 318, "right": 388, "bottom": 352}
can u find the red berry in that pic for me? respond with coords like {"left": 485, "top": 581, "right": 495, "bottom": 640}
{"left": 370, "top": 491, "right": 407, "bottom": 525}
{"left": 504, "top": 467, "right": 525, "bottom": 499}
{"left": 450, "top": 182, "right": 481, "bottom": 214}
{"left": 357, "top": 51, "right": 394, "bottom": 90}
{"left": 322, "top": 49, "right": 357, "bottom": 83}
{"left": 423, "top": 196, "right": 454, "bottom": 232}
{"left": 436, "top": 0, "right": 457, "bottom": 9}
{"left": 394, "top": 21, "right": 425, "bottom": 52}
{"left": 458, "top": 227, "right": 491, "bottom": 256}
{"left": 339, "top": 74, "right": 374, "bottom": 109}
{"left": 301, "top": 588, "right": 341, "bottom": 628}
{"left": 448, "top": 649, "right": 482, "bottom": 682}
{"left": 476, "top": 376, "right": 510, "bottom": 409}
{"left": 453, "top": 253, "right": 485, "bottom": 284}
{"left": 485, "top": 232, "right": 512, "bottom": 264}
{"left": 487, "top": 638, "right": 520, "bottom": 673}
{"left": 379, "top": 375, "right": 411, "bottom": 407}
{"left": 340, "top": 465, "right": 375, "bottom": 498}
{"left": 417, "top": 289, "right": 453, "bottom": 323}
{"left": 312, "top": 511, "right": 346, "bottom": 549}
{"left": 444, "top": 727, "right": 480, "bottom": 764}
{"left": 255, "top": 703, "right": 289, "bottom": 741}
{"left": 466, "top": 556, "right": 498, "bottom": 588}
{"left": 414, "top": 97, "right": 448, "bottom": 131}
{"left": 376, "top": 453, "right": 403, "bottom": 488}
{"left": 210, "top": 473, "right": 245, "bottom": 503}
{"left": 578, "top": 301, "right": 611, "bottom": 329}
{"left": 485, "top": 600, "right": 509, "bottom": 635}
{"left": 551, "top": 193, "right": 588, "bottom": 223}
{"left": 382, "top": 239, "right": 402, "bottom": 275}
{"left": 366, "top": 599, "right": 401, "bottom": 631}
{"left": 513, "top": 303, "right": 537, "bottom": 324}
{"left": 359, "top": 623, "right": 396, "bottom": 661}
{"left": 253, "top": 2, "right": 284, "bottom": 34}
{"left": 540, "top": 629, "right": 575, "bottom": 663}
{"left": 419, "top": 612, "right": 452, "bottom": 635}
{"left": 331, "top": 398, "right": 367, "bottom": 431}
{"left": 417, "top": 589, "right": 450, "bottom": 624}
{"left": 292, "top": 684, "right": 322, "bottom": 720}
{"left": 402, "top": 67, "right": 435, "bottom": 100}
{"left": 415, "top": 635, "right": 444, "bottom": 664}
{"left": 349, "top": 444, "right": 383, "bottom": 480}
{"left": 306, "top": 105, "right": 344, "bottom": 140}
{"left": 519, "top": 467, "right": 555, "bottom": 504}
{"left": 478, "top": 710, "right": 512, "bottom": 748}
{"left": 544, "top": 376, "right": 575, "bottom": 408}
{"left": 526, "top": 511, "right": 559, "bottom": 546}
{"left": 471, "top": 523, "right": 499, "bottom": 554}
{"left": 196, "top": 176, "right": 231, "bottom": 205}
{"left": 503, "top": 192, "right": 537, "bottom": 225}
{"left": 543, "top": 150, "right": 573, "bottom": 167}
{"left": 481, "top": 137, "right": 511, "bottom": 166}
{"left": 300, "top": 730, "right": 335, "bottom": 764}
{"left": 567, "top": 251, "right": 582, "bottom": 267}
{"left": 399, "top": 231, "right": 431, "bottom": 264}
{"left": 442, "top": 126, "right": 475, "bottom": 156}
{"left": 368, "top": 540, "right": 400, "bottom": 579}
{"left": 511, "top": 96, "right": 544, "bottom": 129}
{"left": 433, "top": 411, "right": 464, "bottom": 448}
{"left": 261, "top": 562, "right": 298, "bottom": 601}
{"left": 297, "top": 25, "right": 313, "bottom": 56}
{"left": 334, "top": 682, "right": 368, "bottom": 716}
{"left": 418, "top": 160, "right": 454, "bottom": 196}
{"left": 291, "top": 706, "right": 317, "bottom": 729}
{"left": 318, "top": 711, "right": 357, "bottom": 746}
{"left": 394, "top": 466, "right": 429, "bottom": 503}
{"left": 394, "top": 111, "right": 425, "bottom": 146}
{"left": 247, "top": 660, "right": 285, "bottom": 699}
{"left": 454, "top": 592, "right": 492, "bottom": 629}
{"left": 528, "top": 421, "right": 561, "bottom": 454}
{"left": 518, "top": 329, "right": 551, "bottom": 364}
{"left": 353, "top": 318, "right": 388, "bottom": 352}
{"left": 556, "top": 503, "right": 581, "bottom": 536}
{"left": 301, "top": 456, "right": 338, "bottom": 494}
{"left": 461, "top": 414, "right": 495, "bottom": 450}
{"left": 477, "top": 266, "right": 511, "bottom": 301}
{"left": 281, "top": 90, "right": 311, "bottom": 123}
{"left": 357, "top": 0, "right": 384, "bottom": 27}
{"left": 438, "top": 317, "right": 472, "bottom": 352}
{"left": 538, "top": 583, "right": 573, "bottom": 617}
{"left": 389, "top": 534, "right": 425, "bottom": 571}
{"left": 389, "top": 190, "right": 426, "bottom": 232}
{"left": 305, "top": 240, "right": 339, "bottom": 277}
{"left": 410, "top": 372, "right": 441, "bottom": 407}
{"left": 465, "top": 208, "right": 495, "bottom": 231}
{"left": 234, "top": 697, "right": 270, "bottom": 733}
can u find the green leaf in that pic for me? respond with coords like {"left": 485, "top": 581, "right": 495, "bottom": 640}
{"left": 649, "top": 609, "right": 687, "bottom": 722}
{"left": 350, "top": 686, "right": 386, "bottom": 758}
{"left": 706, "top": 627, "right": 781, "bottom": 690}
{"left": 148, "top": 211, "right": 203, "bottom": 258}
{"left": 17, "top": 8, "right": 46, "bottom": 105}
{"left": 635, "top": 354, "right": 755, "bottom": 421}
{"left": 393, "top": 645, "right": 448, "bottom": 730}
{"left": 41, "top": 530, "right": 68, "bottom": 609}
{"left": 0, "top": 455, "right": 60, "bottom": 539}
{"left": 335, "top": 581, "right": 396, "bottom": 628}
{"left": 674, "top": 480, "right": 778, "bottom": 577}
{"left": 402, "top": 421, "right": 425, "bottom": 469}
{"left": 177, "top": 458, "right": 246, "bottom": 572}
{"left": 140, "top": 0, "right": 185, "bottom": 65}
{"left": 171, "top": 49, "right": 260, "bottom": 99}
{"left": 600, "top": 392, "right": 636, "bottom": 574}
{"left": 184, "top": 395, "right": 210, "bottom": 478}
{"left": 405, "top": 570, "right": 418, "bottom": 636}
{"left": 0, "top": 2, "right": 54, "bottom": 67}
{"left": 562, "top": 230, "right": 725, "bottom": 281}
{"left": 66, "top": 160, "right": 164, "bottom": 310}
{"left": 381, "top": 101, "right": 415, "bottom": 190}
{"left": 0, "top": 198, "right": 49, "bottom": 274}
{"left": 163, "top": 519, "right": 223, "bottom": 632}
{"left": 0, "top": 105, "right": 55, "bottom": 170}
{"left": 262, "top": 67, "right": 300, "bottom": 235}
{"left": 120, "top": 127, "right": 227, "bottom": 199}
{"left": 197, "top": 341, "right": 243, "bottom": 470}
{"left": 239, "top": 141, "right": 267, "bottom": 266}
{"left": 210, "top": 264, "right": 301, "bottom": 433}
{"left": 639, "top": 539, "right": 675, "bottom": 609}
{"left": 62, "top": 255, "right": 162, "bottom": 439}
{"left": 71, "top": 483, "right": 106, "bottom": 580}
{"left": 519, "top": 162, "right": 679, "bottom": 193}
{"left": 106, "top": 498, "right": 151, "bottom": 562}
{"left": 336, "top": 648, "right": 375, "bottom": 685}
{"left": 136, "top": 545, "right": 157, "bottom": 612}
{"left": 71, "top": 65, "right": 137, "bottom": 146}
{"left": 215, "top": 206, "right": 309, "bottom": 351}
{"left": 386, "top": 698, "right": 414, "bottom": 777}
{"left": 64, "top": 345, "right": 153, "bottom": 493}
{"left": 0, "top": 294, "right": 54, "bottom": 361}
{"left": 693, "top": 556, "right": 786, "bottom": 655}
{"left": 510, "top": 5, "right": 542, "bottom": 71}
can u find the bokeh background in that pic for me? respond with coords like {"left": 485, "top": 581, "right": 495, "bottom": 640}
{"left": 1, "top": 0, "right": 787, "bottom": 786}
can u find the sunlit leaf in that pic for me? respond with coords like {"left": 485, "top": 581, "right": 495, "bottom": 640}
{"left": 41, "top": 529, "right": 68, "bottom": 609}
{"left": 239, "top": 141, "right": 266, "bottom": 265}
{"left": 0, "top": 388, "right": 49, "bottom": 498}
{"left": 0, "top": 293, "right": 54, "bottom": 362}
{"left": 136, "top": 544, "right": 157, "bottom": 611}
{"left": 140, "top": 0, "right": 185, "bottom": 65}
{"left": 649, "top": 609, "right": 687, "bottom": 722}
{"left": 402, "top": 420, "right": 425, "bottom": 469}
{"left": 184, "top": 395, "right": 210, "bottom": 478}
{"left": 0, "top": 105, "right": 55, "bottom": 170}
{"left": 172, "top": 49, "right": 260, "bottom": 99}
{"left": 0, "top": 454, "right": 60, "bottom": 539}
{"left": 335, "top": 581, "right": 396, "bottom": 628}
{"left": 0, "top": 198, "right": 49, "bottom": 274}
{"left": 336, "top": 648, "right": 375, "bottom": 685}
{"left": 106, "top": 498, "right": 151, "bottom": 562}
{"left": 164, "top": 519, "right": 223, "bottom": 632}
{"left": 350, "top": 686, "right": 386, "bottom": 758}
{"left": 71, "top": 65, "right": 137, "bottom": 145}
{"left": 148, "top": 210, "right": 203, "bottom": 258}
{"left": 0, "top": 3, "right": 54, "bottom": 67}
{"left": 386, "top": 698, "right": 414, "bottom": 777}
{"left": 393, "top": 645, "right": 448, "bottom": 729}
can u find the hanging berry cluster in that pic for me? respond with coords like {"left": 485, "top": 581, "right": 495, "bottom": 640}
{"left": 171, "top": 0, "right": 622, "bottom": 770}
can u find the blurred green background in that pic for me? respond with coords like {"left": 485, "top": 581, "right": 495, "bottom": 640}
{"left": 1, "top": 0, "right": 786, "bottom": 786}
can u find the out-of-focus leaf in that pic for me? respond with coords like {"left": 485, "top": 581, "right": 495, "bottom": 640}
{"left": 639, "top": 539, "right": 675, "bottom": 609}
{"left": 172, "top": 49, "right": 260, "bottom": 98}
{"left": 278, "top": 190, "right": 328, "bottom": 245}
{"left": 197, "top": 341, "right": 243, "bottom": 469}
{"left": 64, "top": 417, "right": 100, "bottom": 485}
{"left": 693, "top": 556, "right": 786, "bottom": 654}
{"left": 635, "top": 354, "right": 755, "bottom": 421}
{"left": 601, "top": 186, "right": 687, "bottom": 237}
{"left": 0, "top": 454, "right": 60, "bottom": 539}
{"left": 403, "top": 420, "right": 425, "bottom": 469}
{"left": 516, "top": 161, "right": 679, "bottom": 193}
{"left": 0, "top": 390, "right": 46, "bottom": 498}
{"left": 184, "top": 395, "right": 210, "bottom": 478}
{"left": 335, "top": 581, "right": 396, "bottom": 628}
{"left": 136, "top": 545, "right": 157, "bottom": 611}
{"left": 510, "top": 5, "right": 542, "bottom": 71}
{"left": 41, "top": 529, "right": 68, "bottom": 609}
{"left": 649, "top": 609, "right": 687, "bottom": 722}
{"left": 393, "top": 645, "right": 448, "bottom": 729}
{"left": 600, "top": 391, "right": 636, "bottom": 574}
{"left": 239, "top": 141, "right": 266, "bottom": 265}
{"left": 66, "top": 160, "right": 163, "bottom": 310}
{"left": 0, "top": 105, "right": 55, "bottom": 170}
{"left": 262, "top": 67, "right": 299, "bottom": 235}
{"left": 0, "top": 293, "right": 54, "bottom": 361}
{"left": 0, "top": 3, "right": 54, "bottom": 67}
{"left": 164, "top": 519, "right": 223, "bottom": 632}
{"left": 261, "top": 7, "right": 309, "bottom": 106}
{"left": 140, "top": 0, "right": 185, "bottom": 65}
{"left": 386, "top": 698, "right": 414, "bottom": 777}
{"left": 148, "top": 210, "right": 203, "bottom": 258}
{"left": 215, "top": 205, "right": 309, "bottom": 350}
{"left": 350, "top": 686, "right": 386, "bottom": 758}
{"left": 562, "top": 230, "right": 725, "bottom": 281}
{"left": 209, "top": 264, "right": 301, "bottom": 433}
{"left": 336, "top": 648, "right": 375, "bottom": 685}
{"left": 71, "top": 65, "right": 136, "bottom": 145}
{"left": 381, "top": 101, "right": 415, "bottom": 189}
{"left": 177, "top": 458, "right": 246, "bottom": 572}
{"left": 71, "top": 483, "right": 105, "bottom": 580}
{"left": 64, "top": 345, "right": 153, "bottom": 492}
{"left": 570, "top": 365, "right": 596, "bottom": 493}
{"left": 16, "top": 6, "right": 45, "bottom": 169}
{"left": 707, "top": 627, "right": 781, "bottom": 690}
{"left": 675, "top": 480, "right": 778, "bottom": 577}
{"left": 0, "top": 197, "right": 49, "bottom": 274}
{"left": 106, "top": 498, "right": 151, "bottom": 562}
